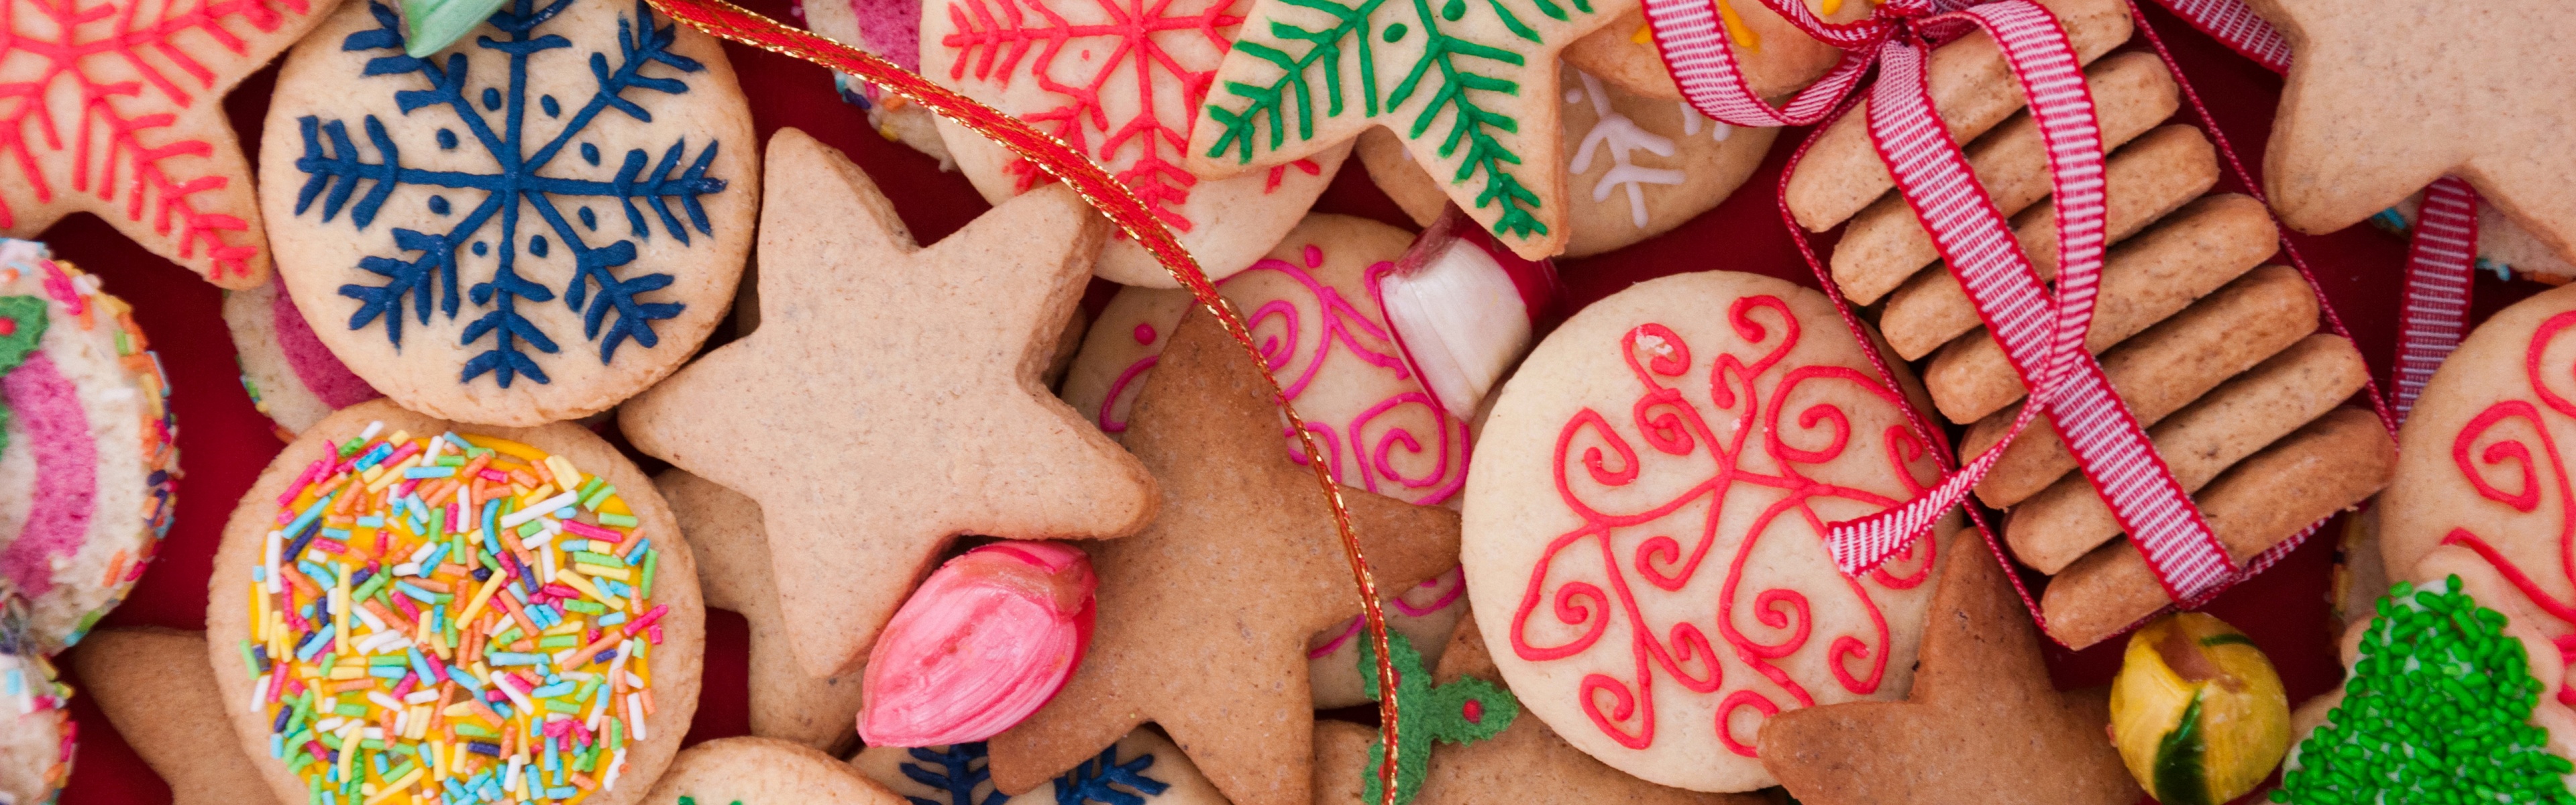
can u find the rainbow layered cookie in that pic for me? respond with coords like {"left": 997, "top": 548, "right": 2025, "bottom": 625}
{"left": 209, "top": 400, "right": 703, "bottom": 805}
{"left": 0, "top": 239, "right": 179, "bottom": 654}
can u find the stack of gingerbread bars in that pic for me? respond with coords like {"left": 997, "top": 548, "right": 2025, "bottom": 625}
{"left": 1782, "top": 0, "right": 2395, "bottom": 649}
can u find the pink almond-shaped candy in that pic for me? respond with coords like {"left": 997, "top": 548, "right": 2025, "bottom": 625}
{"left": 858, "top": 541, "right": 1097, "bottom": 747}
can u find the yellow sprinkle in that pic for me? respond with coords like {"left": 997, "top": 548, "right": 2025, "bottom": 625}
{"left": 330, "top": 665, "right": 369, "bottom": 680}
{"left": 364, "top": 767, "right": 425, "bottom": 805}
{"left": 333, "top": 570, "right": 352, "bottom": 653}
{"left": 386, "top": 430, "right": 411, "bottom": 447}
{"left": 252, "top": 585, "right": 270, "bottom": 644}
{"left": 547, "top": 456, "right": 584, "bottom": 491}
{"left": 361, "top": 465, "right": 388, "bottom": 486}
{"left": 520, "top": 482, "right": 557, "bottom": 506}
{"left": 573, "top": 564, "right": 632, "bottom": 582}
{"left": 335, "top": 723, "right": 360, "bottom": 782}
{"left": 541, "top": 619, "right": 586, "bottom": 637}
{"left": 443, "top": 702, "right": 477, "bottom": 718}
{"left": 553, "top": 569, "right": 621, "bottom": 610}
{"left": 368, "top": 453, "right": 423, "bottom": 494}
{"left": 458, "top": 574, "right": 506, "bottom": 631}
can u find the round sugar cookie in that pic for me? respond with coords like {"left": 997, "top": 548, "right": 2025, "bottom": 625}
{"left": 208, "top": 399, "right": 703, "bottom": 805}
{"left": 1057, "top": 213, "right": 1473, "bottom": 708}
{"left": 0, "top": 239, "right": 180, "bottom": 654}
{"left": 916, "top": 0, "right": 1347, "bottom": 287}
{"left": 258, "top": 0, "right": 759, "bottom": 427}
{"left": 225, "top": 277, "right": 384, "bottom": 439}
{"left": 2379, "top": 282, "right": 2576, "bottom": 675}
{"left": 0, "top": 601, "right": 72, "bottom": 805}
{"left": 851, "top": 729, "right": 1229, "bottom": 805}
{"left": 1359, "top": 64, "right": 1776, "bottom": 259}
{"left": 1460, "top": 270, "right": 1947, "bottom": 792}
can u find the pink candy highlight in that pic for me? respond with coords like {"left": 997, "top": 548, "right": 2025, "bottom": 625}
{"left": 858, "top": 541, "right": 1096, "bottom": 747}
{"left": 0, "top": 354, "right": 96, "bottom": 596}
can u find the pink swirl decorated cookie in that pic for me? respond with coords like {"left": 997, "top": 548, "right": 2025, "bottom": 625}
{"left": 1460, "top": 271, "right": 1947, "bottom": 792}
{"left": 2381, "top": 282, "right": 2576, "bottom": 710}
{"left": 0, "top": 239, "right": 180, "bottom": 655}
{"left": 1058, "top": 213, "right": 1472, "bottom": 708}
{"left": 223, "top": 276, "right": 384, "bottom": 439}
{"left": 0, "top": 600, "right": 73, "bottom": 805}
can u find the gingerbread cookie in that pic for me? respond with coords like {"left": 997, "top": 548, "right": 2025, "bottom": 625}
{"left": 258, "top": 0, "right": 758, "bottom": 426}
{"left": 1757, "top": 531, "right": 2140, "bottom": 805}
{"left": 654, "top": 469, "right": 865, "bottom": 755}
{"left": 620, "top": 129, "right": 1154, "bottom": 679}
{"left": 225, "top": 277, "right": 384, "bottom": 439}
{"left": 853, "top": 731, "right": 1229, "bottom": 805}
{"left": 0, "top": 0, "right": 335, "bottom": 288}
{"left": 641, "top": 737, "right": 906, "bottom": 805}
{"left": 1, "top": 239, "right": 179, "bottom": 654}
{"left": 207, "top": 399, "right": 704, "bottom": 805}
{"left": 918, "top": 0, "right": 1348, "bottom": 286}
{"left": 1057, "top": 214, "right": 1471, "bottom": 708}
{"left": 0, "top": 600, "right": 70, "bottom": 805}
{"left": 67, "top": 628, "right": 281, "bottom": 805}
{"left": 987, "top": 308, "right": 1462, "bottom": 805}
{"left": 1358, "top": 65, "right": 1778, "bottom": 258}
{"left": 1462, "top": 270, "right": 1948, "bottom": 792}
{"left": 2248, "top": 0, "right": 2576, "bottom": 268}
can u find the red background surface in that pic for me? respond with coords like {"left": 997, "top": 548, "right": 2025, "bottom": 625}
{"left": 34, "top": 1, "right": 2546, "bottom": 802}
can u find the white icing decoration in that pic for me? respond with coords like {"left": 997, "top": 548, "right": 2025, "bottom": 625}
{"left": 1568, "top": 71, "right": 1684, "bottom": 229}
{"left": 1679, "top": 101, "right": 1732, "bottom": 142}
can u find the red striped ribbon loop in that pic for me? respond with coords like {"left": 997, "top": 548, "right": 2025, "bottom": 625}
{"left": 1642, "top": 0, "right": 2241, "bottom": 602}
{"left": 2145, "top": 0, "right": 2288, "bottom": 72}
{"left": 2392, "top": 177, "right": 2480, "bottom": 418}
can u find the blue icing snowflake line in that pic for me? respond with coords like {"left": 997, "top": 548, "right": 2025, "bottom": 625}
{"left": 292, "top": 0, "right": 727, "bottom": 387}
{"left": 896, "top": 742, "right": 1170, "bottom": 805}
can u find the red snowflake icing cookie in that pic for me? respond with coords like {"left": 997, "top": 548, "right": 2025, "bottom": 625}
{"left": 0, "top": 0, "right": 335, "bottom": 288}
{"left": 2381, "top": 282, "right": 2576, "bottom": 708}
{"left": 918, "top": 0, "right": 1346, "bottom": 287}
{"left": 1461, "top": 271, "right": 1948, "bottom": 793}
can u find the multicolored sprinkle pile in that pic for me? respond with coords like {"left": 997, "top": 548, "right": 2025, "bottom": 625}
{"left": 241, "top": 423, "right": 665, "bottom": 805}
{"left": 2275, "top": 576, "right": 2576, "bottom": 804}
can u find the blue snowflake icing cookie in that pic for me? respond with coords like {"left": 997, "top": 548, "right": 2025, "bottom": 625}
{"left": 851, "top": 732, "right": 1227, "bottom": 805}
{"left": 258, "top": 0, "right": 755, "bottom": 426}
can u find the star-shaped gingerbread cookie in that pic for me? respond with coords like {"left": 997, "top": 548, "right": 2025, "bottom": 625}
{"left": 656, "top": 469, "right": 869, "bottom": 754}
{"left": 986, "top": 308, "right": 1463, "bottom": 805}
{"left": 1755, "top": 531, "right": 2141, "bottom": 805}
{"left": 1187, "top": 0, "right": 1640, "bottom": 260}
{"left": 0, "top": 0, "right": 334, "bottom": 287}
{"left": 1311, "top": 612, "right": 1776, "bottom": 805}
{"left": 2250, "top": 0, "right": 2576, "bottom": 263}
{"left": 619, "top": 127, "right": 1158, "bottom": 679}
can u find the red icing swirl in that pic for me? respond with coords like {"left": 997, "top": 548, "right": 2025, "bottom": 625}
{"left": 1508, "top": 295, "right": 1936, "bottom": 756}
{"left": 2440, "top": 308, "right": 2576, "bottom": 702}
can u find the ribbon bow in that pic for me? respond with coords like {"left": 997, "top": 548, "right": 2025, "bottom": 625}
{"left": 1644, "top": 0, "right": 2245, "bottom": 606}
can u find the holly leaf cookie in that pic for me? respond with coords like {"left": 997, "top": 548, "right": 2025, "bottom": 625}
{"left": 986, "top": 307, "right": 1463, "bottom": 805}
{"left": 620, "top": 129, "right": 1156, "bottom": 680}
{"left": 1311, "top": 612, "right": 1775, "bottom": 805}
{"left": 0, "top": 0, "right": 332, "bottom": 288}
{"left": 2248, "top": 0, "right": 2576, "bottom": 264}
{"left": 1755, "top": 531, "right": 2142, "bottom": 805}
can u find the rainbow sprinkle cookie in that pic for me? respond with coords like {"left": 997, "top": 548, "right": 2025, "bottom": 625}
{"left": 215, "top": 401, "right": 701, "bottom": 805}
{"left": 0, "top": 238, "right": 180, "bottom": 655}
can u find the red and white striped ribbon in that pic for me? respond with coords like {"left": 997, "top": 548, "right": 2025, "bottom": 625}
{"left": 1643, "top": 0, "right": 2239, "bottom": 602}
{"left": 2392, "top": 177, "right": 2480, "bottom": 417}
{"left": 2145, "top": 0, "right": 2288, "bottom": 71}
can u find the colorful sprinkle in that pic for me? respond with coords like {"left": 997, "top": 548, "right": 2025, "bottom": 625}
{"left": 250, "top": 424, "right": 658, "bottom": 805}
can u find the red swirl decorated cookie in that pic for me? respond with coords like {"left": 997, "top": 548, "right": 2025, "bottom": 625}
{"left": 2381, "top": 282, "right": 2576, "bottom": 709}
{"left": 1460, "top": 271, "right": 1947, "bottom": 792}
